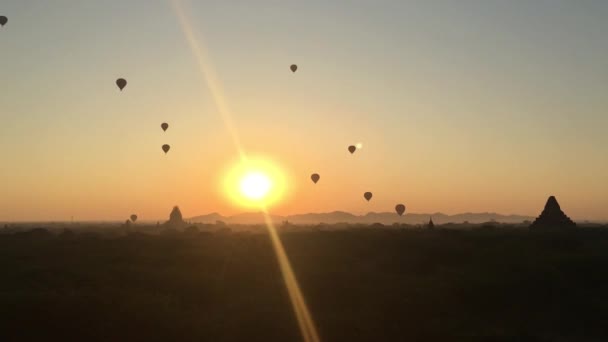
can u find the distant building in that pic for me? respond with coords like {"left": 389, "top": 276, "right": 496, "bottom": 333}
{"left": 170, "top": 206, "right": 182, "bottom": 221}
{"left": 165, "top": 206, "right": 187, "bottom": 229}
{"left": 530, "top": 196, "right": 576, "bottom": 230}
{"left": 427, "top": 217, "right": 435, "bottom": 229}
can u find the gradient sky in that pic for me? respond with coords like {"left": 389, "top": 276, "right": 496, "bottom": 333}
{"left": 1, "top": 0, "right": 607, "bottom": 221}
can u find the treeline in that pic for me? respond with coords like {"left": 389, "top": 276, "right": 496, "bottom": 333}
{"left": 2, "top": 220, "right": 608, "bottom": 238}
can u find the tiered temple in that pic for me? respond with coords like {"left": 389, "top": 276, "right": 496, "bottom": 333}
{"left": 165, "top": 206, "right": 187, "bottom": 228}
{"left": 529, "top": 196, "right": 576, "bottom": 230}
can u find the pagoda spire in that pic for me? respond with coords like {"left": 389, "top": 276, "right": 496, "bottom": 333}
{"left": 427, "top": 217, "right": 435, "bottom": 229}
{"left": 530, "top": 196, "right": 576, "bottom": 230}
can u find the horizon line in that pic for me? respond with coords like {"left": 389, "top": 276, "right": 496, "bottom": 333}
{"left": 3, "top": 210, "right": 606, "bottom": 224}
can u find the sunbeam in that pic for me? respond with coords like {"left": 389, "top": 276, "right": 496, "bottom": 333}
{"left": 169, "top": 1, "right": 321, "bottom": 341}
{"left": 169, "top": 0, "right": 246, "bottom": 162}
{"left": 263, "top": 208, "right": 321, "bottom": 342}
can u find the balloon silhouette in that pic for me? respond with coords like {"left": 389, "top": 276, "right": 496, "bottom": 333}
{"left": 395, "top": 204, "right": 406, "bottom": 216}
{"left": 162, "top": 144, "right": 170, "bottom": 154}
{"left": 161, "top": 123, "right": 169, "bottom": 132}
{"left": 290, "top": 64, "right": 297, "bottom": 73}
{"left": 130, "top": 214, "right": 138, "bottom": 223}
{"left": 0, "top": 16, "right": 7, "bottom": 27}
{"left": 116, "top": 78, "right": 127, "bottom": 91}
{"left": 348, "top": 145, "right": 356, "bottom": 154}
{"left": 310, "top": 173, "right": 320, "bottom": 184}
{"left": 364, "top": 192, "right": 373, "bottom": 201}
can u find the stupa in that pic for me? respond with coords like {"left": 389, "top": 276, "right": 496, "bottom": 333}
{"left": 165, "top": 206, "right": 187, "bottom": 228}
{"left": 529, "top": 196, "right": 576, "bottom": 230}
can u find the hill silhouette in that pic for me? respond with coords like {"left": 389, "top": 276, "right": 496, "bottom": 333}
{"left": 189, "top": 211, "right": 534, "bottom": 225}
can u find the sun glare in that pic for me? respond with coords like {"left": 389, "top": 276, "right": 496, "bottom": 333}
{"left": 240, "top": 172, "right": 272, "bottom": 200}
{"left": 224, "top": 157, "right": 288, "bottom": 208}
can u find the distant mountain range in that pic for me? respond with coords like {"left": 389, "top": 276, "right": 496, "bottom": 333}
{"left": 188, "top": 211, "right": 534, "bottom": 225}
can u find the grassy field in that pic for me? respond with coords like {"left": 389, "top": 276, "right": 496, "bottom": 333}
{"left": 1, "top": 226, "right": 608, "bottom": 341}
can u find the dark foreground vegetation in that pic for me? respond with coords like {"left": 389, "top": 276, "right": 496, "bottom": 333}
{"left": 1, "top": 225, "right": 608, "bottom": 341}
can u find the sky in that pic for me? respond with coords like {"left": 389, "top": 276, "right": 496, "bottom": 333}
{"left": 1, "top": 0, "right": 607, "bottom": 221}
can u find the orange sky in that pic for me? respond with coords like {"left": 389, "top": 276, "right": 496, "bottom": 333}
{"left": 1, "top": 1, "right": 608, "bottom": 221}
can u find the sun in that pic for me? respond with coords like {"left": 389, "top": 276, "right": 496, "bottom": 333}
{"left": 240, "top": 172, "right": 272, "bottom": 201}
{"left": 223, "top": 157, "right": 288, "bottom": 209}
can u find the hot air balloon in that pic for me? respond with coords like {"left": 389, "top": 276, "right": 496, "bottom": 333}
{"left": 0, "top": 16, "right": 7, "bottom": 27}
{"left": 116, "top": 78, "right": 127, "bottom": 91}
{"left": 395, "top": 204, "right": 406, "bottom": 216}
{"left": 290, "top": 64, "right": 297, "bottom": 73}
{"left": 364, "top": 192, "right": 373, "bottom": 201}
{"left": 348, "top": 145, "right": 356, "bottom": 154}
{"left": 130, "top": 214, "right": 138, "bottom": 223}
{"left": 161, "top": 123, "right": 169, "bottom": 132}
{"left": 311, "top": 173, "right": 320, "bottom": 184}
{"left": 162, "top": 144, "right": 170, "bottom": 154}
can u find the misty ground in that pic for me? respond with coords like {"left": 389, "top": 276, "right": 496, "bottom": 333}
{"left": 1, "top": 224, "right": 608, "bottom": 341}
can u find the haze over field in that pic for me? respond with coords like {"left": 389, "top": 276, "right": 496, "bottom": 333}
{"left": 187, "top": 211, "right": 535, "bottom": 225}
{"left": 1, "top": 1, "right": 608, "bottom": 222}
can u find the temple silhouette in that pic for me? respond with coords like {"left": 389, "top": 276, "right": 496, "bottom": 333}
{"left": 165, "top": 206, "right": 187, "bottom": 228}
{"left": 529, "top": 196, "right": 576, "bottom": 230}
